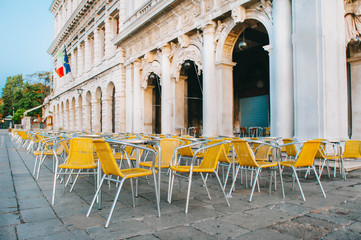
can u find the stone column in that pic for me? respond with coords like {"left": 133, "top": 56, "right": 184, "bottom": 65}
{"left": 292, "top": 0, "right": 347, "bottom": 139}
{"left": 104, "top": 17, "right": 114, "bottom": 58}
{"left": 125, "top": 62, "right": 134, "bottom": 132}
{"left": 271, "top": 0, "right": 293, "bottom": 138}
{"left": 94, "top": 28, "right": 101, "bottom": 66}
{"left": 77, "top": 44, "right": 83, "bottom": 76}
{"left": 84, "top": 37, "right": 91, "bottom": 72}
{"left": 202, "top": 22, "right": 218, "bottom": 137}
{"left": 83, "top": 101, "right": 91, "bottom": 132}
{"left": 102, "top": 97, "right": 112, "bottom": 133}
{"left": 133, "top": 59, "right": 144, "bottom": 133}
{"left": 91, "top": 97, "right": 100, "bottom": 133}
{"left": 216, "top": 61, "right": 236, "bottom": 136}
{"left": 161, "top": 43, "right": 174, "bottom": 134}
{"left": 76, "top": 97, "right": 83, "bottom": 131}
{"left": 175, "top": 75, "right": 187, "bottom": 134}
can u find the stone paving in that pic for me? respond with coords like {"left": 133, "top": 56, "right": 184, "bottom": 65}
{"left": 1, "top": 129, "right": 361, "bottom": 239}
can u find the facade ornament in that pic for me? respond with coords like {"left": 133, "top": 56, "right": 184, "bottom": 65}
{"left": 232, "top": 5, "right": 247, "bottom": 23}
{"left": 256, "top": 0, "right": 273, "bottom": 22}
{"left": 144, "top": 52, "right": 155, "bottom": 63}
{"left": 214, "top": 20, "right": 226, "bottom": 47}
{"left": 205, "top": 0, "right": 214, "bottom": 12}
{"left": 178, "top": 34, "right": 190, "bottom": 48}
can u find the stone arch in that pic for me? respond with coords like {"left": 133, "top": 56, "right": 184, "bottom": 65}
{"left": 141, "top": 60, "right": 161, "bottom": 88}
{"left": 105, "top": 82, "right": 116, "bottom": 133}
{"left": 171, "top": 42, "right": 203, "bottom": 82}
{"left": 214, "top": 6, "right": 273, "bottom": 136}
{"left": 215, "top": 7, "right": 273, "bottom": 64}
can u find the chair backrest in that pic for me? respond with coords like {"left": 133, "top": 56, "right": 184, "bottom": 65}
{"left": 231, "top": 139, "right": 259, "bottom": 168}
{"left": 19, "top": 131, "right": 29, "bottom": 140}
{"left": 92, "top": 139, "right": 123, "bottom": 176}
{"left": 178, "top": 138, "right": 194, "bottom": 157}
{"left": 254, "top": 144, "right": 272, "bottom": 162}
{"left": 293, "top": 140, "right": 321, "bottom": 167}
{"left": 198, "top": 142, "right": 224, "bottom": 170}
{"left": 342, "top": 140, "right": 361, "bottom": 158}
{"left": 314, "top": 139, "right": 326, "bottom": 159}
{"left": 215, "top": 138, "right": 231, "bottom": 163}
{"left": 282, "top": 138, "right": 298, "bottom": 157}
{"left": 157, "top": 138, "right": 180, "bottom": 165}
{"left": 65, "top": 138, "right": 96, "bottom": 167}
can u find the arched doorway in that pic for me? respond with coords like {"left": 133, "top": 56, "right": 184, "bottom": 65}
{"left": 175, "top": 60, "right": 203, "bottom": 136}
{"left": 232, "top": 21, "right": 270, "bottom": 136}
{"left": 144, "top": 73, "right": 161, "bottom": 134}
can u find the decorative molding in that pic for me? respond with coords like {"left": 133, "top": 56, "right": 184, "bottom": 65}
{"left": 256, "top": 0, "right": 273, "bottom": 22}
{"left": 178, "top": 34, "right": 190, "bottom": 48}
{"left": 231, "top": 5, "right": 247, "bottom": 23}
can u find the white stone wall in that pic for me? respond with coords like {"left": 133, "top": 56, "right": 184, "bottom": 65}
{"left": 47, "top": 0, "right": 355, "bottom": 139}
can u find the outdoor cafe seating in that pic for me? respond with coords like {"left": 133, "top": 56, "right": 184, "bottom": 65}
{"left": 9, "top": 129, "right": 361, "bottom": 228}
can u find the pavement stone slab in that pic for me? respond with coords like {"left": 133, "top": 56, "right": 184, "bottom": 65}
{"left": 320, "top": 229, "right": 361, "bottom": 240}
{"left": 236, "top": 228, "right": 300, "bottom": 240}
{"left": 191, "top": 217, "right": 249, "bottom": 239}
{"left": 153, "top": 225, "right": 216, "bottom": 240}
{"left": 21, "top": 206, "right": 57, "bottom": 223}
{"left": 0, "top": 212, "right": 21, "bottom": 227}
{"left": 16, "top": 218, "right": 66, "bottom": 240}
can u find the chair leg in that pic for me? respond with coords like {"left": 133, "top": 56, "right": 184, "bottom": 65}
{"left": 279, "top": 164, "right": 285, "bottom": 199}
{"left": 130, "top": 178, "right": 135, "bottom": 207}
{"left": 105, "top": 178, "right": 126, "bottom": 228}
{"left": 214, "top": 171, "right": 230, "bottom": 207}
{"left": 227, "top": 165, "right": 240, "bottom": 197}
{"left": 291, "top": 167, "right": 306, "bottom": 201}
{"left": 312, "top": 165, "right": 326, "bottom": 198}
{"left": 200, "top": 173, "right": 211, "bottom": 200}
{"left": 168, "top": 170, "right": 175, "bottom": 204}
{"left": 249, "top": 168, "right": 261, "bottom": 202}
{"left": 223, "top": 164, "right": 232, "bottom": 190}
{"left": 185, "top": 171, "right": 194, "bottom": 214}
{"left": 87, "top": 174, "right": 106, "bottom": 216}
{"left": 36, "top": 154, "right": 47, "bottom": 179}
{"left": 152, "top": 170, "right": 161, "bottom": 218}
{"left": 33, "top": 155, "right": 39, "bottom": 176}
{"left": 319, "top": 158, "right": 327, "bottom": 179}
{"left": 69, "top": 169, "right": 81, "bottom": 192}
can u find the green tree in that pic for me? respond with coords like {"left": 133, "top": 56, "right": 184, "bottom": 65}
{"left": 1, "top": 75, "right": 24, "bottom": 117}
{"left": 12, "top": 108, "right": 26, "bottom": 124}
{"left": 0, "top": 72, "right": 52, "bottom": 119}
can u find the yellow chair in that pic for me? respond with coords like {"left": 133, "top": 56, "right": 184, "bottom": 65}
{"left": 87, "top": 139, "right": 160, "bottom": 228}
{"left": 342, "top": 140, "right": 361, "bottom": 159}
{"left": 33, "top": 137, "right": 65, "bottom": 179}
{"left": 280, "top": 140, "right": 326, "bottom": 201}
{"left": 282, "top": 138, "right": 299, "bottom": 160}
{"left": 140, "top": 138, "right": 181, "bottom": 195}
{"left": 168, "top": 141, "right": 230, "bottom": 213}
{"left": 227, "top": 139, "right": 281, "bottom": 202}
{"left": 341, "top": 140, "right": 361, "bottom": 179}
{"left": 314, "top": 140, "right": 343, "bottom": 179}
{"left": 52, "top": 138, "right": 97, "bottom": 205}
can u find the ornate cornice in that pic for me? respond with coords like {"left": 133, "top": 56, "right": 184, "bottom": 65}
{"left": 48, "top": 0, "right": 96, "bottom": 56}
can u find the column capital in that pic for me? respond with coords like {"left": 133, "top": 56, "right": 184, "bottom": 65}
{"left": 200, "top": 21, "right": 217, "bottom": 34}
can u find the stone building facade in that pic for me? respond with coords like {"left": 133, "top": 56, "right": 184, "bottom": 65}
{"left": 45, "top": 0, "right": 361, "bottom": 139}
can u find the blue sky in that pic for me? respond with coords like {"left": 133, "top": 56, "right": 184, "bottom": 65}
{"left": 0, "top": 0, "right": 53, "bottom": 95}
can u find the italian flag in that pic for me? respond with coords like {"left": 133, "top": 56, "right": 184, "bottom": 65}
{"left": 55, "top": 50, "right": 64, "bottom": 78}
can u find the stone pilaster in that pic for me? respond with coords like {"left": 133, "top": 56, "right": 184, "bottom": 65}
{"left": 160, "top": 43, "right": 173, "bottom": 134}
{"left": 202, "top": 21, "right": 218, "bottom": 137}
